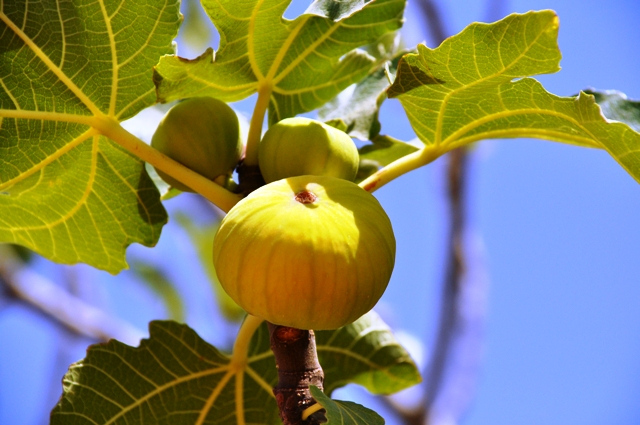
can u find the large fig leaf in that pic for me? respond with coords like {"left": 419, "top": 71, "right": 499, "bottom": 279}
{"left": 388, "top": 11, "right": 640, "bottom": 184}
{"left": 154, "top": 0, "right": 406, "bottom": 123}
{"left": 0, "top": 0, "right": 179, "bottom": 273}
{"left": 51, "top": 312, "right": 420, "bottom": 424}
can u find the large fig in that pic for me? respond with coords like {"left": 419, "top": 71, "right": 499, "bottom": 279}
{"left": 212, "top": 175, "right": 395, "bottom": 330}
{"left": 258, "top": 117, "right": 359, "bottom": 183}
{"left": 151, "top": 97, "right": 242, "bottom": 192}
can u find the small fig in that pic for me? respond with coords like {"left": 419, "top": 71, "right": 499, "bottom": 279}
{"left": 151, "top": 97, "right": 242, "bottom": 192}
{"left": 258, "top": 117, "right": 359, "bottom": 183}
{"left": 213, "top": 175, "right": 395, "bottom": 330}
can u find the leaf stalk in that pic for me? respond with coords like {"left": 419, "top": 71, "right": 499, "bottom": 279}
{"left": 93, "top": 116, "right": 242, "bottom": 212}
{"left": 230, "top": 315, "right": 265, "bottom": 368}
{"left": 244, "top": 84, "right": 273, "bottom": 166}
{"left": 359, "top": 144, "right": 446, "bottom": 193}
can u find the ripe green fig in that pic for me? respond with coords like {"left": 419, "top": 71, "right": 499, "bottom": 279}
{"left": 212, "top": 175, "right": 395, "bottom": 330}
{"left": 258, "top": 117, "right": 359, "bottom": 183}
{"left": 151, "top": 97, "right": 242, "bottom": 192}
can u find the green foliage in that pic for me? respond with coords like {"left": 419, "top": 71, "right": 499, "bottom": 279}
{"left": 154, "top": 0, "right": 405, "bottom": 122}
{"left": 51, "top": 313, "right": 420, "bottom": 424}
{"left": 2, "top": 0, "right": 640, "bottom": 423}
{"left": 388, "top": 11, "right": 640, "bottom": 183}
{"left": 319, "top": 36, "right": 407, "bottom": 140}
{"left": 0, "top": 0, "right": 181, "bottom": 272}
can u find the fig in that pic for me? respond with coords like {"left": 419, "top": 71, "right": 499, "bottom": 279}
{"left": 258, "top": 117, "right": 359, "bottom": 183}
{"left": 151, "top": 96, "right": 242, "bottom": 192}
{"left": 212, "top": 175, "right": 395, "bottom": 330}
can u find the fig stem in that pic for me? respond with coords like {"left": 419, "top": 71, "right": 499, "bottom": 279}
{"left": 268, "top": 323, "right": 326, "bottom": 425}
{"left": 244, "top": 83, "right": 273, "bottom": 167}
{"left": 93, "top": 115, "right": 243, "bottom": 212}
{"left": 359, "top": 143, "right": 445, "bottom": 193}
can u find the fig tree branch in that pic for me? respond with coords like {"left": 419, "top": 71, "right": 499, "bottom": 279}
{"left": 268, "top": 323, "right": 326, "bottom": 425}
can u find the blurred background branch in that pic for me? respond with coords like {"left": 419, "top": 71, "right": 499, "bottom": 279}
{"left": 0, "top": 246, "right": 144, "bottom": 345}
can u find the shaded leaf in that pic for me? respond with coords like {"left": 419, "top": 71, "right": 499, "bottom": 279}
{"left": 51, "top": 319, "right": 281, "bottom": 425}
{"left": 317, "top": 311, "right": 421, "bottom": 395}
{"left": 0, "top": 0, "right": 179, "bottom": 272}
{"left": 360, "top": 134, "right": 420, "bottom": 165}
{"left": 584, "top": 88, "right": 640, "bottom": 132}
{"left": 51, "top": 312, "right": 419, "bottom": 424}
{"left": 310, "top": 386, "right": 384, "bottom": 425}
{"left": 354, "top": 135, "right": 420, "bottom": 182}
{"left": 319, "top": 34, "right": 407, "bottom": 140}
{"left": 154, "top": 0, "right": 406, "bottom": 123}
{"left": 388, "top": 10, "right": 640, "bottom": 184}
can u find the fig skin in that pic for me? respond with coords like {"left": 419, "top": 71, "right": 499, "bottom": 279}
{"left": 151, "top": 97, "right": 242, "bottom": 192}
{"left": 212, "top": 175, "right": 395, "bottom": 330}
{"left": 258, "top": 117, "right": 359, "bottom": 183}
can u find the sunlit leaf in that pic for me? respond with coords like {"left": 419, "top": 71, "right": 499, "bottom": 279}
{"left": 310, "top": 386, "right": 384, "bottom": 425}
{"left": 388, "top": 10, "right": 640, "bottom": 184}
{"left": 51, "top": 312, "right": 419, "bottom": 423}
{"left": 0, "top": 0, "right": 180, "bottom": 272}
{"left": 154, "top": 0, "right": 406, "bottom": 123}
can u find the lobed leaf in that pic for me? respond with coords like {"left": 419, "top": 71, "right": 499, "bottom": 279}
{"left": 154, "top": 0, "right": 406, "bottom": 123}
{"left": 51, "top": 312, "right": 420, "bottom": 424}
{"left": 0, "top": 0, "right": 181, "bottom": 273}
{"left": 388, "top": 10, "right": 640, "bottom": 184}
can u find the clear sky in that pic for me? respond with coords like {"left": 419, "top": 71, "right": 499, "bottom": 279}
{"left": 1, "top": 0, "right": 639, "bottom": 424}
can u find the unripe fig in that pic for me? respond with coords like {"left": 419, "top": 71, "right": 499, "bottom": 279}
{"left": 151, "top": 97, "right": 242, "bottom": 192}
{"left": 258, "top": 117, "right": 359, "bottom": 183}
{"left": 213, "top": 175, "right": 395, "bottom": 330}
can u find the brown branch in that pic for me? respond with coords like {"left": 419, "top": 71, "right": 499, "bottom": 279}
{"left": 268, "top": 323, "right": 327, "bottom": 425}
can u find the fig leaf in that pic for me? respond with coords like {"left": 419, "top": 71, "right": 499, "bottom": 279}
{"left": 51, "top": 313, "right": 420, "bottom": 424}
{"left": 154, "top": 0, "right": 406, "bottom": 123}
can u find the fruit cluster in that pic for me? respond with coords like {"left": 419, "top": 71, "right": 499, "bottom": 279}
{"left": 152, "top": 98, "right": 395, "bottom": 329}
